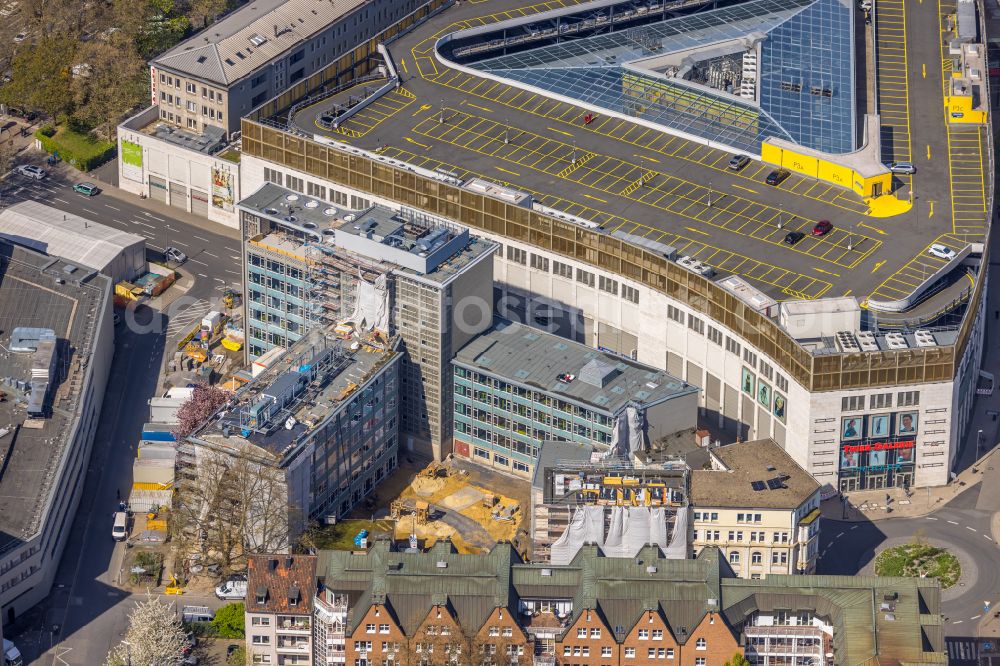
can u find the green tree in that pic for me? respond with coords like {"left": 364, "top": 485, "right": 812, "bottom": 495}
{"left": 0, "top": 35, "right": 75, "bottom": 117}
{"left": 723, "top": 653, "right": 751, "bottom": 666}
{"left": 186, "top": 0, "right": 231, "bottom": 29}
{"left": 71, "top": 35, "right": 148, "bottom": 138}
{"left": 212, "top": 602, "right": 246, "bottom": 639}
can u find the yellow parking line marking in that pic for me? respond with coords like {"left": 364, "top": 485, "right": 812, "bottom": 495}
{"left": 685, "top": 227, "right": 710, "bottom": 237}
{"left": 857, "top": 222, "right": 886, "bottom": 235}
{"left": 495, "top": 166, "right": 520, "bottom": 177}
{"left": 872, "top": 260, "right": 886, "bottom": 273}
{"left": 730, "top": 184, "right": 758, "bottom": 194}
{"left": 813, "top": 267, "right": 841, "bottom": 277}
{"left": 921, "top": 63, "right": 926, "bottom": 78}
{"left": 927, "top": 145, "right": 931, "bottom": 160}
{"left": 634, "top": 154, "right": 660, "bottom": 163}
{"left": 928, "top": 201, "right": 935, "bottom": 218}
{"left": 583, "top": 193, "right": 607, "bottom": 203}
{"left": 466, "top": 102, "right": 492, "bottom": 113}
{"left": 405, "top": 137, "right": 430, "bottom": 149}
{"left": 547, "top": 126, "right": 573, "bottom": 137}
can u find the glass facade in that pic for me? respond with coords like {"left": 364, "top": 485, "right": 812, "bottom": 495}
{"left": 449, "top": 0, "right": 854, "bottom": 155}
{"left": 452, "top": 365, "right": 615, "bottom": 473}
{"left": 758, "top": 0, "right": 856, "bottom": 154}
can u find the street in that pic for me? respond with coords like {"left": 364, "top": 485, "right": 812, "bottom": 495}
{"left": 0, "top": 164, "right": 241, "bottom": 664}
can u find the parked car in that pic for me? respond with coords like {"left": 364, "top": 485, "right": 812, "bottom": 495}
{"left": 14, "top": 164, "right": 45, "bottom": 180}
{"left": 888, "top": 161, "right": 916, "bottom": 174}
{"left": 928, "top": 243, "right": 956, "bottom": 260}
{"left": 215, "top": 578, "right": 247, "bottom": 600}
{"left": 112, "top": 511, "right": 127, "bottom": 541}
{"left": 765, "top": 169, "right": 790, "bottom": 186}
{"left": 728, "top": 154, "right": 751, "bottom": 171}
{"left": 783, "top": 231, "right": 805, "bottom": 246}
{"left": 164, "top": 246, "right": 188, "bottom": 265}
{"left": 73, "top": 182, "right": 99, "bottom": 196}
{"left": 811, "top": 220, "right": 833, "bottom": 236}
{"left": 227, "top": 645, "right": 240, "bottom": 658}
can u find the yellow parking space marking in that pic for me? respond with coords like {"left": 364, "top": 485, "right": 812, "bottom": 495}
{"left": 405, "top": 137, "right": 430, "bottom": 149}
{"left": 685, "top": 227, "right": 710, "bottom": 237}
{"left": 928, "top": 201, "right": 934, "bottom": 218}
{"left": 583, "top": 193, "right": 608, "bottom": 204}
{"left": 922, "top": 63, "right": 926, "bottom": 77}
{"left": 813, "top": 267, "right": 841, "bottom": 277}
{"left": 466, "top": 102, "right": 492, "bottom": 113}
{"left": 635, "top": 154, "right": 660, "bottom": 164}
{"left": 547, "top": 126, "right": 573, "bottom": 137}
{"left": 857, "top": 222, "right": 886, "bottom": 235}
{"left": 872, "top": 260, "right": 886, "bottom": 273}
{"left": 495, "top": 166, "right": 520, "bottom": 177}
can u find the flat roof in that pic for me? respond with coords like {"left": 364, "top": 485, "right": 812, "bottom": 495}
{"left": 531, "top": 439, "right": 594, "bottom": 490}
{"left": 269, "top": 0, "right": 985, "bottom": 313}
{"left": 453, "top": 319, "right": 698, "bottom": 415}
{"left": 0, "top": 242, "right": 110, "bottom": 552}
{"left": 154, "top": 0, "right": 366, "bottom": 86}
{"left": 690, "top": 439, "right": 820, "bottom": 510}
{"left": 239, "top": 182, "right": 497, "bottom": 285}
{"left": 0, "top": 201, "right": 145, "bottom": 274}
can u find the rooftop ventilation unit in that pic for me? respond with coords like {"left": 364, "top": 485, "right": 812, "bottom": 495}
{"left": 885, "top": 332, "right": 909, "bottom": 349}
{"left": 835, "top": 331, "right": 861, "bottom": 353}
{"left": 914, "top": 330, "right": 937, "bottom": 347}
{"left": 856, "top": 330, "right": 880, "bottom": 351}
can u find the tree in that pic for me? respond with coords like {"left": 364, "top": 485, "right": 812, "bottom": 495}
{"left": 173, "top": 445, "right": 291, "bottom": 575}
{"left": 0, "top": 34, "right": 76, "bottom": 117}
{"left": 185, "top": 0, "right": 230, "bottom": 29}
{"left": 175, "top": 383, "right": 231, "bottom": 438}
{"left": 70, "top": 35, "right": 147, "bottom": 139}
{"left": 723, "top": 653, "right": 751, "bottom": 666}
{"left": 105, "top": 593, "right": 188, "bottom": 666}
{"left": 213, "top": 601, "right": 246, "bottom": 638}
{"left": 227, "top": 644, "right": 247, "bottom": 666}
{"left": 0, "top": 136, "right": 17, "bottom": 176}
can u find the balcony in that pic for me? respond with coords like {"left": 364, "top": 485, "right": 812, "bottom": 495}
{"left": 520, "top": 610, "right": 570, "bottom": 638}
{"left": 276, "top": 640, "right": 311, "bottom": 653}
{"left": 278, "top": 617, "right": 312, "bottom": 633}
{"left": 533, "top": 655, "right": 556, "bottom": 666}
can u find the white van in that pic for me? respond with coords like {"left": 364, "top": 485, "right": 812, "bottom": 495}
{"left": 3, "top": 638, "right": 22, "bottom": 666}
{"left": 112, "top": 511, "right": 128, "bottom": 541}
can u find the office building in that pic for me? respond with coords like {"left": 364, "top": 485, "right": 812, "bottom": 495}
{"left": 246, "top": 554, "right": 318, "bottom": 665}
{"left": 237, "top": 182, "right": 497, "bottom": 461}
{"left": 690, "top": 439, "right": 822, "bottom": 577}
{"left": 118, "top": 0, "right": 445, "bottom": 225}
{"left": 277, "top": 539, "right": 945, "bottom": 665}
{"left": 185, "top": 325, "right": 401, "bottom": 534}
{"left": 452, "top": 320, "right": 699, "bottom": 478}
{"left": 0, "top": 241, "right": 114, "bottom": 623}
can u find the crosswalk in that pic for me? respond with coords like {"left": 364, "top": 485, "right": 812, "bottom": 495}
{"left": 945, "top": 637, "right": 978, "bottom": 665}
{"left": 164, "top": 298, "right": 212, "bottom": 338}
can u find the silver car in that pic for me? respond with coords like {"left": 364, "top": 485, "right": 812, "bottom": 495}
{"left": 14, "top": 164, "right": 46, "bottom": 180}
{"left": 164, "top": 246, "right": 188, "bottom": 264}
{"left": 888, "top": 161, "right": 916, "bottom": 174}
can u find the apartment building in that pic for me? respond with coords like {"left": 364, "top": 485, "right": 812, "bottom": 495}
{"left": 246, "top": 554, "right": 318, "bottom": 665}
{"left": 0, "top": 242, "right": 114, "bottom": 624}
{"left": 185, "top": 325, "right": 401, "bottom": 534}
{"left": 452, "top": 320, "right": 699, "bottom": 479}
{"left": 282, "top": 539, "right": 944, "bottom": 665}
{"left": 237, "top": 182, "right": 497, "bottom": 461}
{"left": 690, "top": 440, "right": 822, "bottom": 577}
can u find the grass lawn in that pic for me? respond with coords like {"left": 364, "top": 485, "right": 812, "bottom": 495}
{"left": 874, "top": 542, "right": 961, "bottom": 589}
{"left": 306, "top": 519, "right": 393, "bottom": 551}
{"left": 217, "top": 148, "right": 241, "bottom": 163}
{"left": 50, "top": 126, "right": 114, "bottom": 162}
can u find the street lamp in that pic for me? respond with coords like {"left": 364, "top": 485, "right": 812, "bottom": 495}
{"left": 977, "top": 428, "right": 984, "bottom": 459}
{"left": 504, "top": 118, "right": 510, "bottom": 145}
{"left": 439, "top": 99, "right": 445, "bottom": 124}
{"left": 777, "top": 205, "right": 783, "bottom": 229}
{"left": 571, "top": 141, "right": 577, "bottom": 165}
{"left": 707, "top": 181, "right": 713, "bottom": 208}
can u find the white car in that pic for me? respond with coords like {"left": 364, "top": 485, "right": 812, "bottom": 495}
{"left": 928, "top": 244, "right": 956, "bottom": 261}
{"left": 215, "top": 578, "right": 247, "bottom": 600}
{"left": 14, "top": 164, "right": 46, "bottom": 180}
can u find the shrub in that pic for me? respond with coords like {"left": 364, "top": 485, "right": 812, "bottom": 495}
{"left": 212, "top": 602, "right": 245, "bottom": 639}
{"left": 38, "top": 125, "right": 56, "bottom": 138}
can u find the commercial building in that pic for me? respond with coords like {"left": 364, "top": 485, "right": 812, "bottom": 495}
{"left": 690, "top": 440, "right": 822, "bottom": 577}
{"left": 245, "top": 554, "right": 318, "bottom": 665}
{"left": 237, "top": 182, "right": 497, "bottom": 461}
{"left": 0, "top": 240, "right": 114, "bottom": 624}
{"left": 280, "top": 539, "right": 944, "bottom": 666}
{"left": 0, "top": 201, "right": 146, "bottom": 284}
{"left": 452, "top": 320, "right": 699, "bottom": 478}
{"left": 185, "top": 324, "right": 401, "bottom": 535}
{"left": 530, "top": 439, "right": 690, "bottom": 564}
{"left": 118, "top": 0, "right": 446, "bottom": 226}
{"left": 240, "top": 0, "right": 992, "bottom": 493}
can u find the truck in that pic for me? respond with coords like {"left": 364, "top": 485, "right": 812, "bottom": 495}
{"left": 3, "top": 639, "right": 22, "bottom": 666}
{"left": 200, "top": 311, "right": 223, "bottom": 340}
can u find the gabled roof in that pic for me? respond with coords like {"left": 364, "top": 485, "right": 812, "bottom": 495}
{"left": 153, "top": 0, "right": 366, "bottom": 86}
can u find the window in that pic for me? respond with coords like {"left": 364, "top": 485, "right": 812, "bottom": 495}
{"left": 666, "top": 648, "right": 674, "bottom": 659}
{"left": 667, "top": 305, "right": 683, "bottom": 323}
{"left": 252, "top": 656, "right": 272, "bottom": 664}
{"left": 251, "top": 617, "right": 271, "bottom": 626}
{"left": 186, "top": 101, "right": 197, "bottom": 112}
{"left": 601, "top": 646, "right": 612, "bottom": 657}
{"left": 252, "top": 635, "right": 271, "bottom": 645}
{"left": 652, "top": 630, "right": 663, "bottom": 640}
{"left": 841, "top": 395, "right": 864, "bottom": 411}
{"left": 263, "top": 167, "right": 281, "bottom": 184}
{"left": 625, "top": 648, "right": 636, "bottom": 658}
{"left": 502, "top": 628, "right": 512, "bottom": 638}
{"left": 638, "top": 629, "right": 649, "bottom": 640}
{"left": 743, "top": 349, "right": 758, "bottom": 366}
{"left": 707, "top": 326, "right": 723, "bottom": 346}
{"left": 251, "top": 73, "right": 267, "bottom": 88}
{"left": 379, "top": 624, "right": 389, "bottom": 633}
{"left": 563, "top": 647, "right": 571, "bottom": 657}
{"left": 366, "top": 624, "right": 376, "bottom": 633}
{"left": 696, "top": 659, "right": 706, "bottom": 666}
{"left": 776, "top": 374, "right": 788, "bottom": 392}
{"left": 870, "top": 393, "right": 892, "bottom": 409}
{"left": 648, "top": 648, "right": 656, "bottom": 658}
{"left": 726, "top": 337, "right": 741, "bottom": 355}
{"left": 590, "top": 628, "right": 601, "bottom": 638}
{"left": 695, "top": 638, "right": 706, "bottom": 650}
{"left": 186, "top": 82, "right": 196, "bottom": 93}
{"left": 513, "top": 460, "right": 529, "bottom": 473}
{"left": 284, "top": 174, "right": 304, "bottom": 193}
{"left": 759, "top": 361, "right": 773, "bottom": 381}
{"left": 576, "top": 268, "right": 596, "bottom": 287}
{"left": 599, "top": 276, "right": 618, "bottom": 295}
{"left": 494, "top": 454, "right": 509, "bottom": 467}
{"left": 289, "top": 49, "right": 305, "bottom": 64}
{"left": 897, "top": 390, "right": 920, "bottom": 407}
{"left": 622, "top": 284, "right": 639, "bottom": 304}
{"left": 729, "top": 552, "right": 740, "bottom": 564}
{"left": 687, "top": 314, "right": 704, "bottom": 335}
{"left": 553, "top": 260, "right": 573, "bottom": 279}
{"left": 307, "top": 182, "right": 327, "bottom": 200}
{"left": 577, "top": 628, "right": 587, "bottom": 638}
{"left": 772, "top": 551, "right": 788, "bottom": 564}
{"left": 751, "top": 551, "right": 762, "bottom": 564}
{"left": 530, "top": 254, "right": 549, "bottom": 272}
{"left": 506, "top": 246, "right": 527, "bottom": 265}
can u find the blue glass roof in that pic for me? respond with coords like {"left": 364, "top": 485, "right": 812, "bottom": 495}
{"left": 455, "top": 0, "right": 856, "bottom": 155}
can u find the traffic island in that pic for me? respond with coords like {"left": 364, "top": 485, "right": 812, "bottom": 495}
{"left": 874, "top": 542, "right": 962, "bottom": 589}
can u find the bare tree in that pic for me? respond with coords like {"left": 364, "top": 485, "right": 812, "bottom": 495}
{"left": 104, "top": 593, "right": 188, "bottom": 666}
{"left": 173, "top": 445, "right": 291, "bottom": 575}
{"left": 0, "top": 137, "right": 17, "bottom": 177}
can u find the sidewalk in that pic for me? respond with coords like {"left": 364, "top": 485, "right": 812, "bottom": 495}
{"left": 820, "top": 446, "right": 1000, "bottom": 522}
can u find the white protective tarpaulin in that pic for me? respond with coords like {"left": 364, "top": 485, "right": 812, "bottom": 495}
{"left": 552, "top": 506, "right": 680, "bottom": 562}
{"left": 350, "top": 273, "right": 390, "bottom": 332}
{"left": 550, "top": 505, "right": 605, "bottom": 565}
{"left": 663, "top": 506, "right": 689, "bottom": 560}
{"left": 602, "top": 405, "right": 646, "bottom": 459}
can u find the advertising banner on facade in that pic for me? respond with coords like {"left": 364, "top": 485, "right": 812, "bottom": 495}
{"left": 121, "top": 140, "right": 143, "bottom": 183}
{"left": 212, "top": 167, "right": 234, "bottom": 211}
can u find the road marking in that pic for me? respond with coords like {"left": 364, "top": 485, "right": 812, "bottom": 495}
{"left": 197, "top": 273, "right": 208, "bottom": 278}
{"left": 582, "top": 193, "right": 607, "bottom": 203}
{"left": 193, "top": 235, "right": 209, "bottom": 242}
{"left": 466, "top": 102, "right": 492, "bottom": 113}
{"left": 972, "top": 615, "right": 982, "bottom": 620}
{"left": 53, "top": 197, "right": 69, "bottom": 204}
{"left": 836, "top": 532, "right": 844, "bottom": 539}
{"left": 684, "top": 226, "right": 710, "bottom": 237}
{"left": 190, "top": 258, "right": 208, "bottom": 267}
{"left": 925, "top": 517, "right": 938, "bottom": 520}
{"left": 850, "top": 525, "right": 858, "bottom": 530}
{"left": 948, "top": 520, "right": 959, "bottom": 524}
{"left": 495, "top": 166, "right": 520, "bottom": 177}
{"left": 143, "top": 212, "right": 165, "bottom": 221}
{"left": 730, "top": 183, "right": 758, "bottom": 194}
{"left": 400, "top": 57, "right": 408, "bottom": 74}
{"left": 634, "top": 154, "right": 660, "bottom": 163}
{"left": 985, "top": 534, "right": 994, "bottom": 541}
{"left": 927, "top": 144, "right": 931, "bottom": 160}
{"left": 204, "top": 251, "right": 219, "bottom": 258}
{"left": 966, "top": 526, "right": 977, "bottom": 531}
{"left": 134, "top": 221, "right": 153, "bottom": 229}
{"left": 858, "top": 222, "right": 886, "bottom": 235}
{"left": 954, "top": 620, "right": 963, "bottom": 624}
{"left": 928, "top": 200, "right": 935, "bottom": 218}
{"left": 922, "top": 63, "right": 926, "bottom": 78}
{"left": 813, "top": 267, "right": 841, "bottom": 277}
{"left": 872, "top": 260, "right": 886, "bottom": 273}
{"left": 82, "top": 207, "right": 97, "bottom": 216}
{"left": 546, "top": 126, "right": 573, "bottom": 137}
{"left": 405, "top": 136, "right": 430, "bottom": 149}
{"left": 105, "top": 204, "right": 121, "bottom": 211}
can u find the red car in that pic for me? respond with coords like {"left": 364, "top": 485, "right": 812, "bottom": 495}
{"left": 811, "top": 220, "right": 833, "bottom": 236}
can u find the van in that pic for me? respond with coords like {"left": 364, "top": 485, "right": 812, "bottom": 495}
{"left": 112, "top": 511, "right": 127, "bottom": 541}
{"left": 3, "top": 639, "right": 22, "bottom": 666}
{"left": 182, "top": 605, "right": 215, "bottom": 623}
